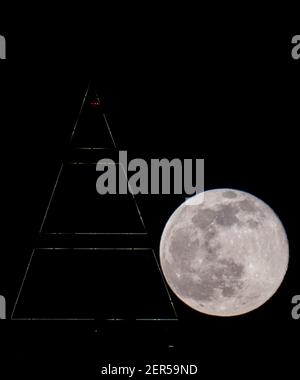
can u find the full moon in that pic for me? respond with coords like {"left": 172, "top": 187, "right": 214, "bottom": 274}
{"left": 160, "top": 189, "right": 289, "bottom": 316}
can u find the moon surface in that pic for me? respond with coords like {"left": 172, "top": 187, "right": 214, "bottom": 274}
{"left": 160, "top": 189, "right": 289, "bottom": 316}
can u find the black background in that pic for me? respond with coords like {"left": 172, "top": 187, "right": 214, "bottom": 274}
{"left": 0, "top": 7, "right": 299, "bottom": 376}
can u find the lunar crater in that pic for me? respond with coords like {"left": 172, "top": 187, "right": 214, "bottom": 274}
{"left": 192, "top": 208, "right": 216, "bottom": 229}
{"left": 222, "top": 190, "right": 238, "bottom": 199}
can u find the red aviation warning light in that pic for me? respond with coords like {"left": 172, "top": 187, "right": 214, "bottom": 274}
{"left": 89, "top": 100, "right": 101, "bottom": 107}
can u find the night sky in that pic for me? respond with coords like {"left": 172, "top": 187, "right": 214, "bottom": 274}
{"left": 0, "top": 8, "right": 299, "bottom": 376}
